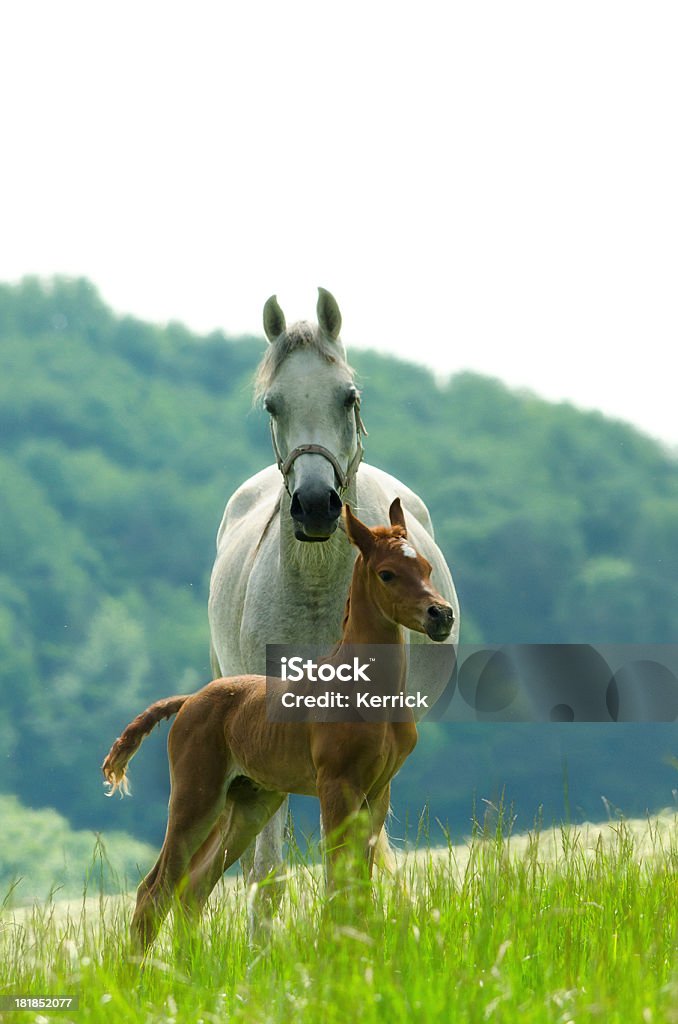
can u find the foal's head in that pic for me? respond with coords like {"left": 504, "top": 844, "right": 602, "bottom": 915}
{"left": 344, "top": 499, "right": 454, "bottom": 642}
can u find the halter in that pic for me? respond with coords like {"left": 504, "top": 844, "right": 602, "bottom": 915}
{"left": 270, "top": 400, "right": 368, "bottom": 497}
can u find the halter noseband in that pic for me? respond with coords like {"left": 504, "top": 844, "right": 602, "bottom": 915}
{"left": 270, "top": 401, "right": 368, "bottom": 497}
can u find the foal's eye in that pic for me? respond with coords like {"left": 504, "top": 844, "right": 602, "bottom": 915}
{"left": 378, "top": 570, "right": 395, "bottom": 583}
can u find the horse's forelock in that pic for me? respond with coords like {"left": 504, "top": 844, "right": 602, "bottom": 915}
{"left": 254, "top": 320, "right": 351, "bottom": 403}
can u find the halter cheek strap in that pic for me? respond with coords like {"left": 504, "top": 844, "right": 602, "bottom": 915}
{"left": 270, "top": 401, "right": 367, "bottom": 497}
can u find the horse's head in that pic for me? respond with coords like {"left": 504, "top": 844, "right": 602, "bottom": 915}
{"left": 344, "top": 499, "right": 455, "bottom": 641}
{"left": 256, "top": 288, "right": 366, "bottom": 542}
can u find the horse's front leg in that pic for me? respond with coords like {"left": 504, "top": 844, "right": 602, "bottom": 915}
{"left": 243, "top": 796, "right": 289, "bottom": 940}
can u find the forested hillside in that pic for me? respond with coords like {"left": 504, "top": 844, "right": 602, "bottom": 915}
{"left": 1, "top": 277, "right": 677, "bottom": 849}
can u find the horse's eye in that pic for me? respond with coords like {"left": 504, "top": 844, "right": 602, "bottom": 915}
{"left": 378, "top": 570, "right": 395, "bottom": 583}
{"left": 264, "top": 397, "right": 277, "bottom": 416}
{"left": 344, "top": 389, "right": 358, "bottom": 408}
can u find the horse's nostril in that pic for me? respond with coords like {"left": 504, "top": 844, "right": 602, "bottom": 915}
{"left": 428, "top": 605, "right": 441, "bottom": 620}
{"left": 328, "top": 490, "right": 343, "bottom": 519}
{"left": 291, "top": 488, "right": 342, "bottom": 522}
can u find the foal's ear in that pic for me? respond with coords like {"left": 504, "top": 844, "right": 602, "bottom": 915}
{"left": 317, "top": 287, "right": 342, "bottom": 340}
{"left": 263, "top": 295, "right": 287, "bottom": 343}
{"left": 389, "top": 497, "right": 407, "bottom": 533}
{"left": 344, "top": 504, "right": 374, "bottom": 558}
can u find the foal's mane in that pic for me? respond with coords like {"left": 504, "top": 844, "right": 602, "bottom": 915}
{"left": 254, "top": 321, "right": 354, "bottom": 403}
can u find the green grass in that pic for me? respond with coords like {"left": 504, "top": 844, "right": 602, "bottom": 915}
{"left": 1, "top": 810, "right": 677, "bottom": 1023}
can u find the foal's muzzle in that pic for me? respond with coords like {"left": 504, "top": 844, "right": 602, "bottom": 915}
{"left": 290, "top": 484, "right": 343, "bottom": 541}
{"left": 425, "top": 603, "right": 455, "bottom": 641}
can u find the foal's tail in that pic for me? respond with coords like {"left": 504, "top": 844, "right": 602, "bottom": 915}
{"left": 102, "top": 695, "right": 189, "bottom": 797}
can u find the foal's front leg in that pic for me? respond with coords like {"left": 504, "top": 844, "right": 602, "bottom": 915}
{"left": 365, "top": 784, "right": 392, "bottom": 877}
{"left": 317, "top": 771, "right": 369, "bottom": 895}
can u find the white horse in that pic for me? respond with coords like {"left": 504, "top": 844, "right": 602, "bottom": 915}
{"left": 208, "top": 288, "right": 460, "bottom": 892}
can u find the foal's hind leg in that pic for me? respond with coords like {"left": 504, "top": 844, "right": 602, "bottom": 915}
{"left": 131, "top": 718, "right": 230, "bottom": 954}
{"left": 132, "top": 794, "right": 226, "bottom": 954}
{"left": 175, "top": 808, "right": 233, "bottom": 925}
{"left": 177, "top": 785, "right": 286, "bottom": 924}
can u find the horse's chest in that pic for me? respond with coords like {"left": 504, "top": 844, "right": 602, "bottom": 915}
{"left": 239, "top": 572, "right": 349, "bottom": 672}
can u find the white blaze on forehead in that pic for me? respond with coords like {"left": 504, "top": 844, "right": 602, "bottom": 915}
{"left": 400, "top": 541, "right": 417, "bottom": 559}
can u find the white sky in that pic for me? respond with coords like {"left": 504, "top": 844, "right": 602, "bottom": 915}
{"left": 1, "top": 2, "right": 676, "bottom": 446}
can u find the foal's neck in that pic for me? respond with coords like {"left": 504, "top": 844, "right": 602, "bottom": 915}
{"left": 335, "top": 558, "right": 408, "bottom": 697}
{"left": 340, "top": 556, "right": 403, "bottom": 647}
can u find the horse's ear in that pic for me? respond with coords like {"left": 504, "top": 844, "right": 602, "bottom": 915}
{"left": 317, "top": 287, "right": 342, "bottom": 340}
{"left": 343, "top": 504, "right": 374, "bottom": 558}
{"left": 389, "top": 497, "right": 407, "bottom": 533}
{"left": 263, "top": 295, "right": 286, "bottom": 343}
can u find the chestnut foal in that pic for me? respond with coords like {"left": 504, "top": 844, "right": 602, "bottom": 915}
{"left": 102, "top": 499, "right": 454, "bottom": 952}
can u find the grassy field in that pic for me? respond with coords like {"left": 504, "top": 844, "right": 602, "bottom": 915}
{"left": 1, "top": 811, "right": 677, "bottom": 1023}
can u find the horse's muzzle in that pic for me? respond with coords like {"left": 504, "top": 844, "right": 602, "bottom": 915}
{"left": 290, "top": 485, "right": 343, "bottom": 541}
{"left": 425, "top": 603, "right": 455, "bottom": 642}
